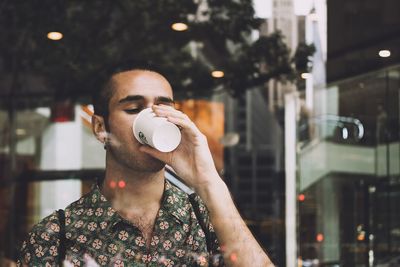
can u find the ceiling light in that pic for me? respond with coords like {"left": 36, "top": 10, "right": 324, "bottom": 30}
{"left": 379, "top": 50, "right": 391, "bottom": 58}
{"left": 301, "top": 73, "right": 311, "bottom": 79}
{"left": 47, "top": 32, "right": 63, "bottom": 41}
{"left": 171, "top": 23, "right": 188, "bottom": 32}
{"left": 211, "top": 70, "right": 224, "bottom": 78}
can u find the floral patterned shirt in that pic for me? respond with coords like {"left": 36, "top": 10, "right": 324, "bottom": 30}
{"left": 17, "top": 180, "right": 223, "bottom": 266}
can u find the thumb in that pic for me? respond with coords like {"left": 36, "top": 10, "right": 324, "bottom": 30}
{"left": 139, "top": 145, "right": 169, "bottom": 162}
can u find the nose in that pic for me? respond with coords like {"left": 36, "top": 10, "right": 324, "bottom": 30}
{"left": 144, "top": 103, "right": 155, "bottom": 111}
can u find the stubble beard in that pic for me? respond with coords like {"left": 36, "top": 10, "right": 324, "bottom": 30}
{"left": 108, "top": 144, "right": 166, "bottom": 173}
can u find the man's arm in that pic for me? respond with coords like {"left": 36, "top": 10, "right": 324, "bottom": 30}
{"left": 140, "top": 105, "right": 275, "bottom": 267}
{"left": 195, "top": 176, "right": 274, "bottom": 266}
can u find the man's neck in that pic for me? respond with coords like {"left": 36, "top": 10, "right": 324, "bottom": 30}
{"left": 100, "top": 157, "right": 166, "bottom": 246}
{"left": 101, "top": 164, "right": 166, "bottom": 213}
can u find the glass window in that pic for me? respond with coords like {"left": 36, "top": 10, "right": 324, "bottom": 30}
{"left": 297, "top": 66, "right": 400, "bottom": 266}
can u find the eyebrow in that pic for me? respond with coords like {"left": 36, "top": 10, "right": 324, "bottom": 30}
{"left": 118, "top": 95, "right": 175, "bottom": 104}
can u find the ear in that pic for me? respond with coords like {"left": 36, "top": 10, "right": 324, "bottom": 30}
{"left": 92, "top": 114, "right": 107, "bottom": 142}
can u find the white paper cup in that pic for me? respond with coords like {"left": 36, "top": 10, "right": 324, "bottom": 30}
{"left": 133, "top": 108, "right": 181, "bottom": 152}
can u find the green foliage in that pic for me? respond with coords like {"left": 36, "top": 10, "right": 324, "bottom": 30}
{"left": 292, "top": 42, "right": 316, "bottom": 90}
{"left": 293, "top": 42, "right": 316, "bottom": 73}
{"left": 0, "top": 0, "right": 312, "bottom": 100}
{"left": 225, "top": 31, "right": 294, "bottom": 96}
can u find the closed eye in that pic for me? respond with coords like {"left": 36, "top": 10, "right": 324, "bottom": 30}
{"left": 124, "top": 108, "right": 141, "bottom": 114}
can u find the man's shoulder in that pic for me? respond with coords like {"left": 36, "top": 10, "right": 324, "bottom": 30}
{"left": 17, "top": 211, "right": 62, "bottom": 265}
{"left": 28, "top": 210, "right": 62, "bottom": 237}
{"left": 64, "top": 184, "right": 110, "bottom": 215}
{"left": 27, "top": 186, "right": 101, "bottom": 236}
{"left": 66, "top": 186, "right": 99, "bottom": 209}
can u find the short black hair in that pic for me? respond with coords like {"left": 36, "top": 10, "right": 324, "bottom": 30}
{"left": 92, "top": 75, "right": 114, "bottom": 118}
{"left": 92, "top": 61, "right": 164, "bottom": 118}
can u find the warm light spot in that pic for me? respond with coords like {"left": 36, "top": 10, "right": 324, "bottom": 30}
{"left": 379, "top": 50, "right": 391, "bottom": 58}
{"left": 230, "top": 253, "right": 238, "bottom": 262}
{"left": 297, "top": 257, "right": 303, "bottom": 267}
{"left": 298, "top": 194, "right": 305, "bottom": 202}
{"left": 316, "top": 233, "right": 324, "bottom": 242}
{"left": 357, "top": 233, "right": 365, "bottom": 241}
{"left": 301, "top": 72, "right": 311, "bottom": 79}
{"left": 118, "top": 180, "right": 126, "bottom": 188}
{"left": 47, "top": 32, "right": 63, "bottom": 40}
{"left": 109, "top": 181, "right": 117, "bottom": 189}
{"left": 211, "top": 70, "right": 224, "bottom": 78}
{"left": 171, "top": 23, "right": 188, "bottom": 31}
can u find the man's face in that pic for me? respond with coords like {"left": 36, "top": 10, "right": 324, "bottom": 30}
{"left": 105, "top": 70, "right": 174, "bottom": 172}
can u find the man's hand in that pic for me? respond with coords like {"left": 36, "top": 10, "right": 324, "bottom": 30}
{"left": 139, "top": 104, "right": 219, "bottom": 190}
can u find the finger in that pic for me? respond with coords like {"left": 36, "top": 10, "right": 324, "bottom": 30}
{"left": 152, "top": 105, "right": 185, "bottom": 119}
{"left": 153, "top": 105, "right": 201, "bottom": 135}
{"left": 152, "top": 104, "right": 178, "bottom": 112}
{"left": 157, "top": 104, "right": 178, "bottom": 109}
{"left": 166, "top": 116, "right": 200, "bottom": 135}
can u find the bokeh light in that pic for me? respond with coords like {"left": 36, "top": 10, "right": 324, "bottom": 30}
{"left": 230, "top": 253, "right": 238, "bottom": 262}
{"left": 211, "top": 70, "right": 224, "bottom": 78}
{"left": 47, "top": 31, "right": 63, "bottom": 40}
{"left": 378, "top": 49, "right": 391, "bottom": 58}
{"left": 118, "top": 180, "right": 126, "bottom": 188}
{"left": 357, "top": 233, "right": 365, "bottom": 241}
{"left": 109, "top": 181, "right": 117, "bottom": 188}
{"left": 316, "top": 233, "right": 324, "bottom": 242}
{"left": 301, "top": 72, "right": 311, "bottom": 79}
{"left": 171, "top": 23, "right": 188, "bottom": 31}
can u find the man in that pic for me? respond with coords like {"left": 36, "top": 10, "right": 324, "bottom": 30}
{"left": 18, "top": 69, "right": 274, "bottom": 266}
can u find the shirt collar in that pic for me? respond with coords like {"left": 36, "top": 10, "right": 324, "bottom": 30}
{"left": 84, "top": 179, "right": 191, "bottom": 230}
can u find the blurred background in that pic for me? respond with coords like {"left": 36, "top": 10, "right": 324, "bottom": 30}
{"left": 0, "top": 0, "right": 399, "bottom": 266}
